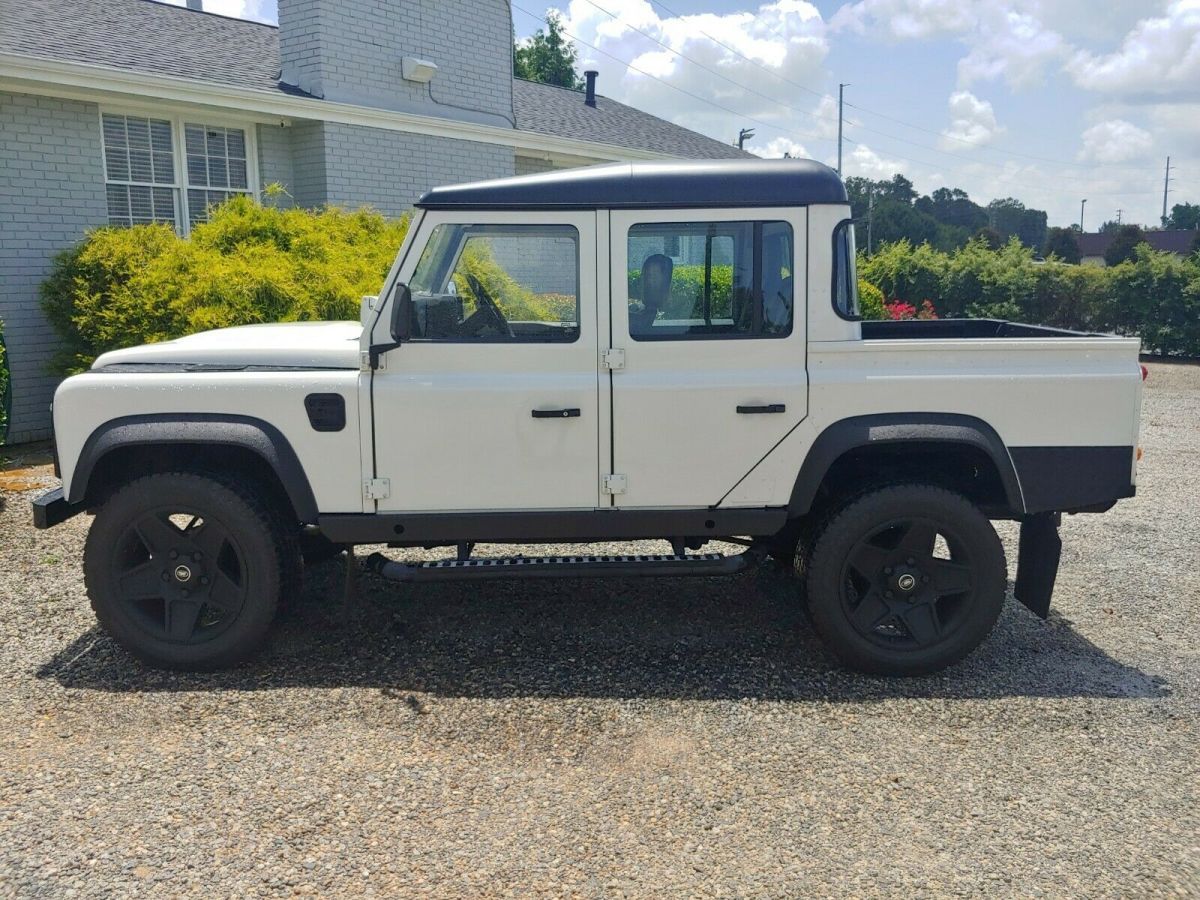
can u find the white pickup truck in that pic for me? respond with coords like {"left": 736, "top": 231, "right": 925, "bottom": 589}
{"left": 33, "top": 160, "right": 1145, "bottom": 675}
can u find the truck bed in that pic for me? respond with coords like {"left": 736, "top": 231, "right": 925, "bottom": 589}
{"left": 861, "top": 318, "right": 1104, "bottom": 340}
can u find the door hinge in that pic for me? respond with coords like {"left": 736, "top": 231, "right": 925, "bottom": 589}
{"left": 601, "top": 348, "right": 625, "bottom": 371}
{"left": 363, "top": 477, "right": 391, "bottom": 500}
{"left": 601, "top": 473, "right": 627, "bottom": 495}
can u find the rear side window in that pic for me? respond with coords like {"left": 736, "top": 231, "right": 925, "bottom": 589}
{"left": 832, "top": 218, "right": 859, "bottom": 320}
{"left": 626, "top": 220, "right": 793, "bottom": 340}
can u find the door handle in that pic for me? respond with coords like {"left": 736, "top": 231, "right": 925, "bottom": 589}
{"left": 737, "top": 404, "right": 786, "bottom": 414}
{"left": 531, "top": 408, "right": 581, "bottom": 419}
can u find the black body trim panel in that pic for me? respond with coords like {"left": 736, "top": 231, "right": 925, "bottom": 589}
{"left": 417, "top": 160, "right": 848, "bottom": 210}
{"left": 69, "top": 414, "right": 319, "bottom": 522}
{"left": 788, "top": 413, "right": 1024, "bottom": 515}
{"left": 318, "top": 507, "right": 788, "bottom": 545}
{"left": 31, "top": 487, "right": 84, "bottom": 529}
{"left": 1008, "top": 446, "right": 1135, "bottom": 514}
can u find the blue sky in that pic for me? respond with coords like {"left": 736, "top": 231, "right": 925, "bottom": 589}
{"left": 177, "top": 0, "right": 1200, "bottom": 228}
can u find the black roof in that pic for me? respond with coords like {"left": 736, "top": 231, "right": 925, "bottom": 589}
{"left": 417, "top": 159, "right": 848, "bottom": 210}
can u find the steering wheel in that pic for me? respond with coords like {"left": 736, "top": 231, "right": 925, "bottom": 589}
{"left": 465, "top": 274, "right": 513, "bottom": 338}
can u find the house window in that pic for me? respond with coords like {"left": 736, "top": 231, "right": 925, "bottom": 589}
{"left": 101, "top": 114, "right": 179, "bottom": 228}
{"left": 100, "top": 111, "right": 256, "bottom": 233}
{"left": 185, "top": 124, "right": 251, "bottom": 227}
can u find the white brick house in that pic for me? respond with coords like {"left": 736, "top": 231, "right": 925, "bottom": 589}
{"left": 0, "top": 0, "right": 749, "bottom": 443}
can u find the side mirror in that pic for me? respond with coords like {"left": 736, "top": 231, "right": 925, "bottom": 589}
{"left": 389, "top": 283, "right": 413, "bottom": 341}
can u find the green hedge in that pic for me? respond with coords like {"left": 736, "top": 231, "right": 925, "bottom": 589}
{"left": 859, "top": 237, "right": 1200, "bottom": 354}
{"left": 42, "top": 196, "right": 410, "bottom": 375}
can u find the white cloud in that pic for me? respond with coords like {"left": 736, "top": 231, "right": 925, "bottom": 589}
{"left": 940, "top": 90, "right": 1004, "bottom": 149}
{"left": 955, "top": 11, "right": 1066, "bottom": 88}
{"left": 1077, "top": 119, "right": 1155, "bottom": 163}
{"left": 831, "top": 1, "right": 1066, "bottom": 89}
{"left": 560, "top": 0, "right": 833, "bottom": 151}
{"left": 844, "top": 143, "right": 907, "bottom": 179}
{"left": 1066, "top": 0, "right": 1200, "bottom": 99}
{"left": 760, "top": 137, "right": 812, "bottom": 158}
{"left": 831, "top": 0, "right": 974, "bottom": 39}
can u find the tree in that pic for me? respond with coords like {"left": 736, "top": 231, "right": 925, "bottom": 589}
{"left": 513, "top": 13, "right": 584, "bottom": 90}
{"left": 1098, "top": 220, "right": 1123, "bottom": 234}
{"left": 1167, "top": 202, "right": 1200, "bottom": 231}
{"left": 1104, "top": 224, "right": 1147, "bottom": 266}
{"left": 1044, "top": 226, "right": 1081, "bottom": 263}
{"left": 986, "top": 197, "right": 1048, "bottom": 250}
{"left": 973, "top": 226, "right": 1002, "bottom": 250}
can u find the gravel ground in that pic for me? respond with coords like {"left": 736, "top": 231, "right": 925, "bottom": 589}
{"left": 1, "top": 361, "right": 1197, "bottom": 898}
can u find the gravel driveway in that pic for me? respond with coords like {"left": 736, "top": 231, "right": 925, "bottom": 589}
{"left": 1, "top": 362, "right": 1197, "bottom": 898}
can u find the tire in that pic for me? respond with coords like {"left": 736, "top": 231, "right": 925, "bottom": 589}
{"left": 83, "top": 471, "right": 296, "bottom": 670}
{"left": 805, "top": 484, "right": 1006, "bottom": 676}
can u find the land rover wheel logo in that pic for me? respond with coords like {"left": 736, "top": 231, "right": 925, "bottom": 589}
{"left": 174, "top": 565, "right": 193, "bottom": 583}
{"left": 897, "top": 573, "right": 916, "bottom": 591}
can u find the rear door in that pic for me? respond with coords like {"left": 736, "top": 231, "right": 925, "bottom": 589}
{"left": 608, "top": 208, "right": 808, "bottom": 508}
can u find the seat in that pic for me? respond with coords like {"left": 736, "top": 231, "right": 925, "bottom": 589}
{"left": 630, "top": 253, "right": 673, "bottom": 335}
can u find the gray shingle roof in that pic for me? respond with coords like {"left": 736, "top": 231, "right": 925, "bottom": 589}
{"left": 512, "top": 79, "right": 752, "bottom": 160}
{"left": 1, "top": 0, "right": 754, "bottom": 159}
{"left": 0, "top": 0, "right": 284, "bottom": 93}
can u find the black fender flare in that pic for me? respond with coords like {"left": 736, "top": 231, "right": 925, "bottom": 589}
{"left": 68, "top": 413, "right": 319, "bottom": 522}
{"left": 786, "top": 413, "right": 1025, "bottom": 516}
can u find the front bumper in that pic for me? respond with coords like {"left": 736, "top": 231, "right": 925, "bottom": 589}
{"left": 31, "top": 487, "right": 84, "bottom": 529}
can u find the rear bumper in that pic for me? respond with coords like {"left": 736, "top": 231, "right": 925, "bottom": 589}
{"left": 31, "top": 487, "right": 84, "bottom": 529}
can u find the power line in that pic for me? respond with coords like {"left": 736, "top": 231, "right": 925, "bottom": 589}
{"left": 641, "top": 0, "right": 1162, "bottom": 174}
{"left": 515, "top": 4, "right": 1181, "bottom": 205}
{"left": 511, "top": 2, "right": 834, "bottom": 150}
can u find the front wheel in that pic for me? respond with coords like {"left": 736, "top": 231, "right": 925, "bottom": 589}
{"left": 83, "top": 472, "right": 295, "bottom": 670}
{"left": 804, "top": 484, "right": 1006, "bottom": 676}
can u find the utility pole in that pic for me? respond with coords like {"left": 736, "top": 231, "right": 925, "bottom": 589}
{"left": 837, "top": 83, "right": 848, "bottom": 176}
{"left": 867, "top": 188, "right": 875, "bottom": 255}
{"left": 1162, "top": 156, "right": 1173, "bottom": 227}
{"left": 1116, "top": 208, "right": 1123, "bottom": 225}
{"left": 737, "top": 127, "right": 755, "bottom": 150}
{"left": 1080, "top": 198, "right": 1087, "bottom": 233}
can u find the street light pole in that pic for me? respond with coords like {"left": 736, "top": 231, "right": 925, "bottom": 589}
{"left": 1080, "top": 199, "right": 1087, "bottom": 233}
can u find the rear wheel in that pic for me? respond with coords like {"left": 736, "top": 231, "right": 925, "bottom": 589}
{"left": 804, "top": 484, "right": 1005, "bottom": 675}
{"left": 83, "top": 472, "right": 293, "bottom": 670}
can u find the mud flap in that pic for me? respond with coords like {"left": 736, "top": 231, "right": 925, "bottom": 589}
{"left": 1014, "top": 512, "right": 1062, "bottom": 619}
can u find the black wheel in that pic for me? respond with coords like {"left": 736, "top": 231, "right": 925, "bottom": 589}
{"left": 805, "top": 484, "right": 1005, "bottom": 675}
{"left": 83, "top": 472, "right": 296, "bottom": 670}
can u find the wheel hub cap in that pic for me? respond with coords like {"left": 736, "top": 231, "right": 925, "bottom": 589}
{"left": 173, "top": 564, "right": 193, "bottom": 583}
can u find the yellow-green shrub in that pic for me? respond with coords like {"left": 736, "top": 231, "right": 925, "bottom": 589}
{"left": 42, "top": 196, "right": 409, "bottom": 374}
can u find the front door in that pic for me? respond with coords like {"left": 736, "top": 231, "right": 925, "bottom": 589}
{"left": 372, "top": 211, "right": 600, "bottom": 512}
{"left": 608, "top": 208, "right": 809, "bottom": 508}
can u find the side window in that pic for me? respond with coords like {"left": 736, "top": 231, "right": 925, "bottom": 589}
{"left": 627, "top": 221, "right": 793, "bottom": 340}
{"left": 406, "top": 224, "right": 579, "bottom": 343}
{"left": 832, "top": 218, "right": 860, "bottom": 320}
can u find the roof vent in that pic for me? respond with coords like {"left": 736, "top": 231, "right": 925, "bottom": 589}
{"left": 186, "top": 0, "right": 203, "bottom": 9}
{"left": 584, "top": 70, "right": 598, "bottom": 107}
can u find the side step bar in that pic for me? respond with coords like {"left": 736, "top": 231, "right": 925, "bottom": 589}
{"left": 364, "top": 551, "right": 759, "bottom": 583}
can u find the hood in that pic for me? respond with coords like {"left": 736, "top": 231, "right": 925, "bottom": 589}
{"left": 92, "top": 321, "right": 363, "bottom": 371}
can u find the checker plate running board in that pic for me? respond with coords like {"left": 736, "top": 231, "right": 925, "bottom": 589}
{"left": 364, "top": 551, "right": 756, "bottom": 583}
